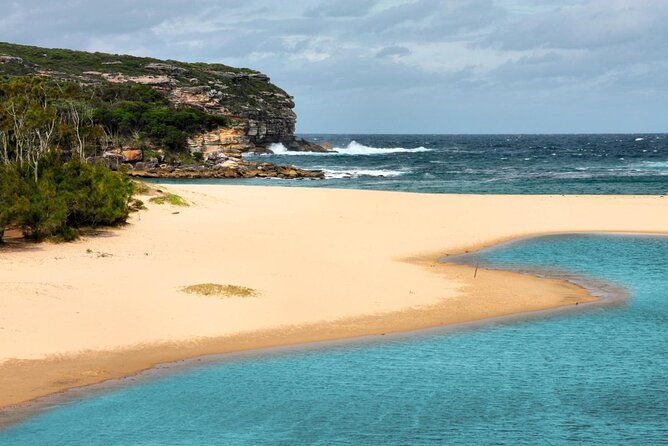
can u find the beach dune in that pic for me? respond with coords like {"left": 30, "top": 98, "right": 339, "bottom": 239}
{"left": 1, "top": 185, "right": 666, "bottom": 410}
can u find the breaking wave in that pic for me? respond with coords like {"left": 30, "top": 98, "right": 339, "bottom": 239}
{"left": 321, "top": 168, "right": 407, "bottom": 179}
{"left": 332, "top": 141, "right": 430, "bottom": 155}
{"left": 267, "top": 143, "right": 295, "bottom": 155}
{"left": 267, "top": 141, "right": 430, "bottom": 156}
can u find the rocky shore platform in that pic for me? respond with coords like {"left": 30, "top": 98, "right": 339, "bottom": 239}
{"left": 127, "top": 159, "right": 324, "bottom": 180}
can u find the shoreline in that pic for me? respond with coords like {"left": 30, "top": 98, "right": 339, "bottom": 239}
{"left": 0, "top": 248, "right": 630, "bottom": 428}
{"left": 1, "top": 186, "right": 666, "bottom": 426}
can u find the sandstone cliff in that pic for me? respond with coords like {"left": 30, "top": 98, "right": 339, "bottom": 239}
{"left": 0, "top": 42, "right": 327, "bottom": 157}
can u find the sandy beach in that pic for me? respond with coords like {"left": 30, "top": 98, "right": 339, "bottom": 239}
{"left": 1, "top": 185, "right": 666, "bottom": 410}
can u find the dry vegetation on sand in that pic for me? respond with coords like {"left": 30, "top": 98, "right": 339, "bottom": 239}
{"left": 180, "top": 283, "right": 258, "bottom": 298}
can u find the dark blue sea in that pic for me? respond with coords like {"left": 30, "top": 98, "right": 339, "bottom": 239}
{"left": 2, "top": 234, "right": 667, "bottom": 445}
{"left": 239, "top": 134, "right": 667, "bottom": 194}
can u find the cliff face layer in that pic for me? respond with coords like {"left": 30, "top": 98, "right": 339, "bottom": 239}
{"left": 0, "top": 42, "right": 324, "bottom": 155}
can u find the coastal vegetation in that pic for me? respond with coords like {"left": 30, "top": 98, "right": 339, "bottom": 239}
{"left": 0, "top": 156, "right": 133, "bottom": 242}
{"left": 180, "top": 283, "right": 258, "bottom": 298}
{"left": 0, "top": 41, "right": 256, "bottom": 86}
{"left": 149, "top": 192, "right": 189, "bottom": 207}
{"left": 0, "top": 42, "right": 325, "bottom": 243}
{"left": 0, "top": 41, "right": 294, "bottom": 128}
{"left": 0, "top": 76, "right": 137, "bottom": 242}
{"left": 89, "top": 83, "right": 227, "bottom": 152}
{"left": 0, "top": 56, "right": 247, "bottom": 243}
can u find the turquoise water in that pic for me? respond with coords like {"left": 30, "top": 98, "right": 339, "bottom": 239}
{"left": 1, "top": 234, "right": 667, "bottom": 445}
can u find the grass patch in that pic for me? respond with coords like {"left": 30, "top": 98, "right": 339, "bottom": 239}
{"left": 132, "top": 180, "right": 153, "bottom": 195}
{"left": 129, "top": 198, "right": 146, "bottom": 211}
{"left": 149, "top": 193, "right": 189, "bottom": 207}
{"left": 181, "top": 283, "right": 258, "bottom": 298}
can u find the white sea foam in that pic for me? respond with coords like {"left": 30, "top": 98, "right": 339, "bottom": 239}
{"left": 641, "top": 160, "right": 668, "bottom": 169}
{"left": 321, "top": 168, "right": 407, "bottom": 179}
{"left": 334, "top": 141, "right": 430, "bottom": 155}
{"left": 267, "top": 141, "right": 431, "bottom": 156}
{"left": 550, "top": 172, "right": 597, "bottom": 180}
{"left": 267, "top": 143, "right": 293, "bottom": 154}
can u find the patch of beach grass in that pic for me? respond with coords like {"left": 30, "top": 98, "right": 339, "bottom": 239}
{"left": 181, "top": 283, "right": 258, "bottom": 298}
{"left": 149, "top": 193, "right": 189, "bottom": 207}
{"left": 131, "top": 180, "right": 153, "bottom": 195}
{"left": 129, "top": 198, "right": 146, "bottom": 211}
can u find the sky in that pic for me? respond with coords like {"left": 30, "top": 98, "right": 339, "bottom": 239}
{"left": 2, "top": 0, "right": 667, "bottom": 134}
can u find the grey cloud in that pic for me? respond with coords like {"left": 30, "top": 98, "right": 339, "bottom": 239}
{"left": 487, "top": 0, "right": 668, "bottom": 51}
{"left": 1, "top": 0, "right": 666, "bottom": 132}
{"left": 360, "top": 0, "right": 504, "bottom": 41}
{"left": 305, "top": 0, "right": 378, "bottom": 18}
{"left": 376, "top": 45, "right": 411, "bottom": 58}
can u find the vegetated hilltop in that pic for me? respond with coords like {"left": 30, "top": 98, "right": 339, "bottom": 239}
{"left": 0, "top": 42, "right": 326, "bottom": 244}
{"left": 0, "top": 41, "right": 327, "bottom": 168}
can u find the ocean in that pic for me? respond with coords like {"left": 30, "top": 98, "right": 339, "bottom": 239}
{"left": 2, "top": 234, "right": 667, "bottom": 445}
{"left": 235, "top": 134, "right": 668, "bottom": 194}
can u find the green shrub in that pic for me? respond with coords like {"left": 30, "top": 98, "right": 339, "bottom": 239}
{"left": 0, "top": 155, "right": 133, "bottom": 242}
{"left": 0, "top": 165, "right": 29, "bottom": 242}
{"left": 22, "top": 167, "right": 69, "bottom": 240}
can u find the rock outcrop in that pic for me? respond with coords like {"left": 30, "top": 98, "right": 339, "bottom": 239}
{"left": 128, "top": 161, "right": 324, "bottom": 180}
{"left": 91, "top": 147, "right": 324, "bottom": 180}
{"left": 0, "top": 55, "right": 23, "bottom": 64}
{"left": 0, "top": 41, "right": 328, "bottom": 158}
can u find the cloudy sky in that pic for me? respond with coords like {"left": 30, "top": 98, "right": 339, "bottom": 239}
{"left": 2, "top": 0, "right": 667, "bottom": 133}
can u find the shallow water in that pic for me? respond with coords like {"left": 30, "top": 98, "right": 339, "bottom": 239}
{"left": 164, "top": 134, "right": 668, "bottom": 194}
{"left": 2, "top": 234, "right": 667, "bottom": 445}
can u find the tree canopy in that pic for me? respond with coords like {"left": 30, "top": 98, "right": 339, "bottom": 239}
{"left": 0, "top": 78, "right": 144, "bottom": 242}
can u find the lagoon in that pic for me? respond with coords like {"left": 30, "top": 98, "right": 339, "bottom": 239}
{"left": 1, "top": 234, "right": 667, "bottom": 445}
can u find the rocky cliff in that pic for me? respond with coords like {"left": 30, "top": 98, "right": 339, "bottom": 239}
{"left": 0, "top": 42, "right": 327, "bottom": 157}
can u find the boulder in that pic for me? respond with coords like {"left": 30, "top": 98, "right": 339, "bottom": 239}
{"left": 121, "top": 149, "right": 143, "bottom": 163}
{"left": 290, "top": 138, "right": 334, "bottom": 153}
{"left": 0, "top": 55, "right": 23, "bottom": 64}
{"left": 205, "top": 151, "right": 227, "bottom": 163}
{"left": 249, "top": 146, "right": 273, "bottom": 155}
{"left": 220, "top": 159, "right": 239, "bottom": 169}
{"left": 101, "top": 152, "right": 124, "bottom": 170}
{"left": 224, "top": 149, "right": 243, "bottom": 159}
{"left": 145, "top": 158, "right": 159, "bottom": 169}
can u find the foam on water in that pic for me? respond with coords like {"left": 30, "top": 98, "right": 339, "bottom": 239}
{"left": 642, "top": 160, "right": 668, "bottom": 169}
{"left": 268, "top": 141, "right": 431, "bottom": 156}
{"left": 332, "top": 141, "right": 430, "bottom": 155}
{"left": 320, "top": 168, "right": 407, "bottom": 179}
{"left": 266, "top": 143, "right": 293, "bottom": 155}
